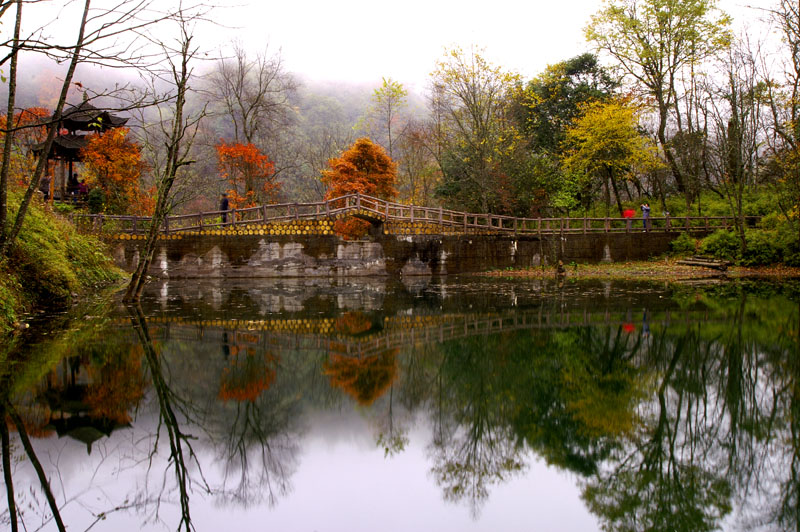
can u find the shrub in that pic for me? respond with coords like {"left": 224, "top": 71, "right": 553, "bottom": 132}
{"left": 740, "top": 229, "right": 782, "bottom": 266}
{"left": 776, "top": 223, "right": 800, "bottom": 266}
{"left": 759, "top": 212, "right": 783, "bottom": 230}
{"left": 88, "top": 187, "right": 105, "bottom": 214}
{"left": 699, "top": 230, "right": 740, "bottom": 261}
{"left": 670, "top": 232, "right": 697, "bottom": 255}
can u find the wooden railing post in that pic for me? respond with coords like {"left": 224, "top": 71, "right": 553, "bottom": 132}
{"left": 231, "top": 208, "right": 237, "bottom": 228}
{"left": 625, "top": 218, "right": 631, "bottom": 232}
{"left": 356, "top": 192, "right": 361, "bottom": 210}
{"left": 583, "top": 216, "right": 587, "bottom": 234}
{"left": 604, "top": 218, "right": 609, "bottom": 232}
{"left": 665, "top": 213, "right": 671, "bottom": 231}
{"left": 463, "top": 213, "right": 467, "bottom": 231}
{"left": 410, "top": 207, "right": 414, "bottom": 223}
{"left": 163, "top": 216, "right": 170, "bottom": 235}
{"left": 263, "top": 205, "right": 269, "bottom": 223}
{"left": 325, "top": 199, "right": 330, "bottom": 217}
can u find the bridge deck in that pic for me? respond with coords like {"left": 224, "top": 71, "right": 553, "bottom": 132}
{"left": 73, "top": 193, "right": 758, "bottom": 236}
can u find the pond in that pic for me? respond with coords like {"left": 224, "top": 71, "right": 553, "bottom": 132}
{"left": 1, "top": 276, "right": 799, "bottom": 531}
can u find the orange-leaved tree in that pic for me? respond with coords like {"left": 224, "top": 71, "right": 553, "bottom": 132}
{"left": 322, "top": 137, "right": 397, "bottom": 239}
{"left": 84, "top": 345, "right": 147, "bottom": 424}
{"left": 218, "top": 349, "right": 279, "bottom": 403}
{"left": 80, "top": 127, "right": 151, "bottom": 215}
{"left": 216, "top": 140, "right": 279, "bottom": 208}
{"left": 323, "top": 349, "right": 399, "bottom": 406}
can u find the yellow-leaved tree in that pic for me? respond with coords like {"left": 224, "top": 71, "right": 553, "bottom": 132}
{"left": 561, "top": 98, "right": 662, "bottom": 216}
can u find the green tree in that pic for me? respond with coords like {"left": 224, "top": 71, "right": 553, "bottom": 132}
{"left": 763, "top": 0, "right": 800, "bottom": 246}
{"left": 359, "top": 77, "right": 408, "bottom": 161}
{"left": 514, "top": 53, "right": 617, "bottom": 154}
{"left": 585, "top": 0, "right": 732, "bottom": 207}
{"left": 561, "top": 98, "right": 662, "bottom": 215}
{"left": 429, "top": 46, "right": 521, "bottom": 213}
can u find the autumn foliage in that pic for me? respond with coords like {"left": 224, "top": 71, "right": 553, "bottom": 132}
{"left": 323, "top": 349, "right": 399, "bottom": 406}
{"left": 0, "top": 107, "right": 50, "bottom": 187}
{"left": 218, "top": 349, "right": 279, "bottom": 403}
{"left": 322, "top": 137, "right": 397, "bottom": 239}
{"left": 80, "top": 127, "right": 152, "bottom": 215}
{"left": 84, "top": 346, "right": 147, "bottom": 424}
{"left": 333, "top": 311, "right": 373, "bottom": 336}
{"left": 216, "top": 140, "right": 279, "bottom": 208}
{"left": 0, "top": 107, "right": 49, "bottom": 145}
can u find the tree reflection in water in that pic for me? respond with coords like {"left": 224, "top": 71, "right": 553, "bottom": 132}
{"left": 579, "top": 287, "right": 800, "bottom": 531}
{"left": 0, "top": 279, "right": 797, "bottom": 531}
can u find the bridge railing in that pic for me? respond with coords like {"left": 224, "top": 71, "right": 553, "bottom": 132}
{"left": 71, "top": 192, "right": 761, "bottom": 235}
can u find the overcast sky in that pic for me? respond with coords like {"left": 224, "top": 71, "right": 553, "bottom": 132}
{"left": 207, "top": 0, "right": 773, "bottom": 91}
{"left": 22, "top": 0, "right": 776, "bottom": 95}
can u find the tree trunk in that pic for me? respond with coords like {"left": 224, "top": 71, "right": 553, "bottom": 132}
{"left": 608, "top": 168, "right": 624, "bottom": 217}
{"left": 124, "top": 23, "right": 195, "bottom": 302}
{"left": 0, "top": 0, "right": 91, "bottom": 257}
{"left": 0, "top": 0, "right": 22, "bottom": 250}
{"left": 7, "top": 405, "right": 66, "bottom": 532}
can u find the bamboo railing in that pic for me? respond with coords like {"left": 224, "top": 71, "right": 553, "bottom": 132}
{"left": 72, "top": 193, "right": 761, "bottom": 236}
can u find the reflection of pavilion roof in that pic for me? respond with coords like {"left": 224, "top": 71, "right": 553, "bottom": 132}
{"left": 48, "top": 415, "right": 129, "bottom": 455}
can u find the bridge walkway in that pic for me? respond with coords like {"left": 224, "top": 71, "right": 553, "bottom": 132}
{"left": 73, "top": 194, "right": 757, "bottom": 237}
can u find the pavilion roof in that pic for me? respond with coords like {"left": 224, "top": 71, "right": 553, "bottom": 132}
{"left": 60, "top": 101, "right": 129, "bottom": 132}
{"left": 32, "top": 134, "right": 89, "bottom": 161}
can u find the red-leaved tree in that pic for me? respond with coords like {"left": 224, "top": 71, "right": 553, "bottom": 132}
{"left": 216, "top": 140, "right": 279, "bottom": 208}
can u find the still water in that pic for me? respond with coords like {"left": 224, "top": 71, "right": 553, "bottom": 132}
{"left": 1, "top": 277, "right": 798, "bottom": 531}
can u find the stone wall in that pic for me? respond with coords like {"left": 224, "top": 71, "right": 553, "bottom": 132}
{"left": 109, "top": 230, "right": 683, "bottom": 278}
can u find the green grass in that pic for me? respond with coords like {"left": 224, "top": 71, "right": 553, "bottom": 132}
{"left": 0, "top": 189, "right": 124, "bottom": 334}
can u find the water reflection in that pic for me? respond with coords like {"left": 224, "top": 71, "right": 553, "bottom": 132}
{"left": 1, "top": 278, "right": 798, "bottom": 531}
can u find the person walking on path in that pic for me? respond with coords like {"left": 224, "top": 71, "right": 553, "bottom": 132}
{"left": 220, "top": 193, "right": 230, "bottom": 224}
{"left": 641, "top": 202, "right": 651, "bottom": 231}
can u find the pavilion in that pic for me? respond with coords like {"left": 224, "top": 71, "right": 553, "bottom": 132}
{"left": 34, "top": 100, "right": 129, "bottom": 200}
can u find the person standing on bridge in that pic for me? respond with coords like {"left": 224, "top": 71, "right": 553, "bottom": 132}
{"left": 220, "top": 192, "right": 230, "bottom": 224}
{"left": 641, "top": 202, "right": 651, "bottom": 232}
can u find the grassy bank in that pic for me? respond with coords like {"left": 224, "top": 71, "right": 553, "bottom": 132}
{"left": 0, "top": 190, "right": 125, "bottom": 335}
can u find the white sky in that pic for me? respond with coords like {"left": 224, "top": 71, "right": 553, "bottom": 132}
{"left": 21, "top": 0, "right": 777, "bottom": 95}
{"left": 209, "top": 0, "right": 774, "bottom": 91}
